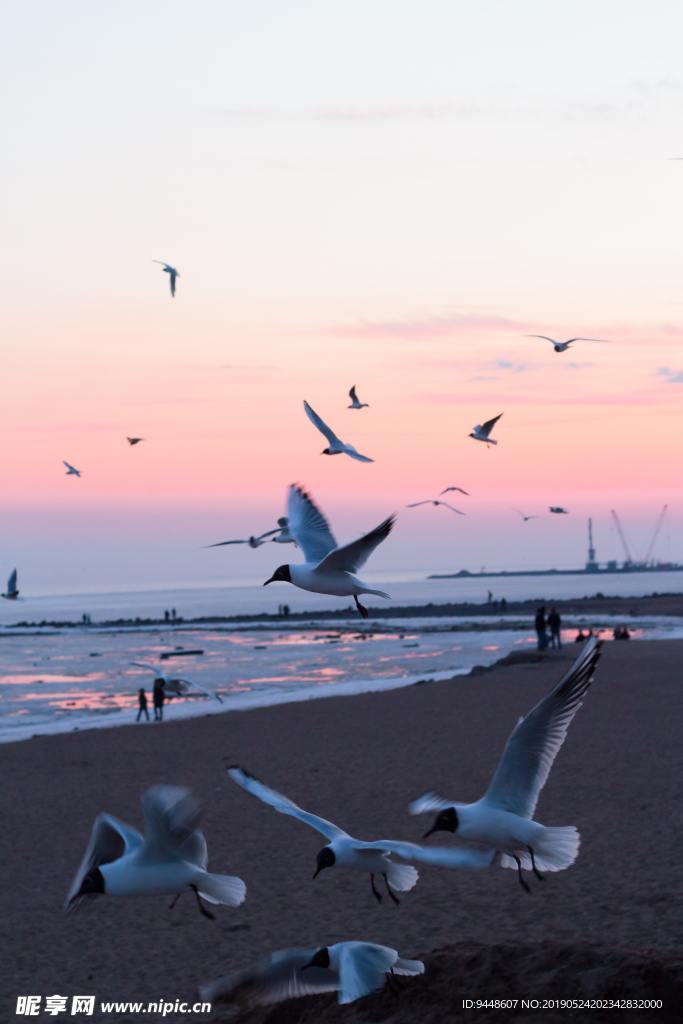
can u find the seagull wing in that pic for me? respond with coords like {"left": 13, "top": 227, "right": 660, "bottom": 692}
{"left": 227, "top": 766, "right": 348, "bottom": 840}
{"left": 140, "top": 784, "right": 204, "bottom": 859}
{"left": 287, "top": 485, "right": 337, "bottom": 563}
{"left": 526, "top": 335, "right": 558, "bottom": 345}
{"left": 303, "top": 401, "right": 342, "bottom": 446}
{"left": 349, "top": 385, "right": 358, "bottom": 403}
{"left": 480, "top": 413, "right": 503, "bottom": 438}
{"left": 152, "top": 260, "right": 171, "bottom": 269}
{"left": 257, "top": 527, "right": 281, "bottom": 539}
{"left": 344, "top": 447, "right": 374, "bottom": 463}
{"left": 169, "top": 270, "right": 176, "bottom": 297}
{"left": 315, "top": 516, "right": 394, "bottom": 573}
{"left": 406, "top": 501, "right": 431, "bottom": 508}
{"left": 65, "top": 813, "right": 143, "bottom": 910}
{"left": 7, "top": 569, "right": 17, "bottom": 592}
{"left": 199, "top": 948, "right": 336, "bottom": 1007}
{"left": 439, "top": 502, "right": 465, "bottom": 515}
{"left": 204, "top": 539, "right": 247, "bottom": 547}
{"left": 337, "top": 943, "right": 401, "bottom": 1005}
{"left": 483, "top": 639, "right": 603, "bottom": 818}
{"left": 130, "top": 661, "right": 163, "bottom": 676}
{"left": 408, "top": 792, "right": 457, "bottom": 815}
{"left": 566, "top": 337, "right": 610, "bottom": 344}
{"left": 353, "top": 838, "right": 496, "bottom": 870}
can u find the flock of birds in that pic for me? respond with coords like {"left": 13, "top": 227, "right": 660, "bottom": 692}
{"left": 65, "top": 639, "right": 602, "bottom": 1007}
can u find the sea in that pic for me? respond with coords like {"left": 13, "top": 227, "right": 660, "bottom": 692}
{"left": 1, "top": 569, "right": 682, "bottom": 744}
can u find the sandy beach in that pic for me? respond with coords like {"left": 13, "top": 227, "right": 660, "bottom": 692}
{"left": 2, "top": 639, "right": 681, "bottom": 1023}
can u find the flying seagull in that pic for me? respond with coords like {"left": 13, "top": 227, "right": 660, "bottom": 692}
{"left": 514, "top": 510, "right": 538, "bottom": 522}
{"left": 410, "top": 640, "right": 603, "bottom": 892}
{"left": 348, "top": 386, "right": 369, "bottom": 410}
{"left": 549, "top": 507, "right": 569, "bottom": 515}
{"left": 130, "top": 662, "right": 223, "bottom": 703}
{"left": 127, "top": 437, "right": 144, "bottom": 446}
{"left": 440, "top": 486, "right": 470, "bottom": 496}
{"left": 469, "top": 413, "right": 502, "bottom": 446}
{"left": 63, "top": 461, "right": 81, "bottom": 477}
{"left": 200, "top": 941, "right": 424, "bottom": 1008}
{"left": 270, "top": 516, "right": 296, "bottom": 545}
{"left": 153, "top": 260, "right": 179, "bottom": 297}
{"left": 527, "top": 335, "right": 609, "bottom": 353}
{"left": 263, "top": 484, "right": 393, "bottom": 617}
{"left": 1, "top": 569, "right": 19, "bottom": 600}
{"left": 206, "top": 534, "right": 271, "bottom": 550}
{"left": 65, "top": 785, "right": 245, "bottom": 918}
{"left": 405, "top": 500, "right": 465, "bottom": 516}
{"left": 303, "top": 401, "right": 373, "bottom": 463}
{"left": 228, "top": 766, "right": 495, "bottom": 904}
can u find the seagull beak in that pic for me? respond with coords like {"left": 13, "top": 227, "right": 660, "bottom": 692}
{"left": 263, "top": 575, "right": 276, "bottom": 586}
{"left": 422, "top": 826, "right": 437, "bottom": 839}
{"left": 312, "top": 867, "right": 321, "bottom": 880}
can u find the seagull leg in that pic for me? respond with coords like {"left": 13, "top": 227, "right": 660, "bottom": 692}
{"left": 513, "top": 855, "right": 531, "bottom": 893}
{"left": 370, "top": 874, "right": 383, "bottom": 903}
{"left": 354, "top": 596, "right": 369, "bottom": 618}
{"left": 190, "top": 884, "right": 215, "bottom": 920}
{"left": 383, "top": 873, "right": 400, "bottom": 905}
{"left": 168, "top": 892, "right": 182, "bottom": 910}
{"left": 527, "top": 845, "right": 545, "bottom": 882}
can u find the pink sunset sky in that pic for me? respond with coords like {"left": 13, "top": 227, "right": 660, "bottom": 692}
{"left": 2, "top": 1, "right": 682, "bottom": 590}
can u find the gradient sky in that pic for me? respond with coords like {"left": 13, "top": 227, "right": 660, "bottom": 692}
{"left": 2, "top": 1, "right": 682, "bottom": 590}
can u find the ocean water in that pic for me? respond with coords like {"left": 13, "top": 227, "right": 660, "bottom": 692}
{"left": 1, "top": 571, "right": 682, "bottom": 744}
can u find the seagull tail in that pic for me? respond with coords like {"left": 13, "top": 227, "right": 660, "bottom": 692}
{"left": 501, "top": 826, "right": 580, "bottom": 873}
{"left": 393, "top": 957, "right": 425, "bottom": 977}
{"left": 196, "top": 871, "right": 247, "bottom": 907}
{"left": 385, "top": 859, "right": 419, "bottom": 892}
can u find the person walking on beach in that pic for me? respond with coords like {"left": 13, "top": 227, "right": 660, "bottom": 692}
{"left": 136, "top": 688, "right": 149, "bottom": 722}
{"left": 548, "top": 607, "right": 562, "bottom": 649}
{"left": 534, "top": 606, "right": 547, "bottom": 651}
{"left": 152, "top": 677, "right": 165, "bottom": 721}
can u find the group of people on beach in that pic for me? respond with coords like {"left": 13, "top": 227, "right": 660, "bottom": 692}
{"left": 534, "top": 606, "right": 562, "bottom": 651}
{"left": 136, "top": 678, "right": 166, "bottom": 722}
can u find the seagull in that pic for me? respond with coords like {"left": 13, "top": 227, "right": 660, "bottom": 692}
{"left": 527, "top": 335, "right": 609, "bottom": 353}
{"left": 127, "top": 437, "right": 144, "bottom": 446}
{"left": 153, "top": 260, "right": 179, "bottom": 297}
{"left": 263, "top": 484, "right": 393, "bottom": 617}
{"left": 206, "top": 534, "right": 270, "bottom": 549}
{"left": 303, "top": 401, "right": 373, "bottom": 463}
{"left": 514, "top": 510, "right": 538, "bottom": 522}
{"left": 65, "top": 785, "right": 245, "bottom": 918}
{"left": 469, "top": 413, "right": 502, "bottom": 446}
{"left": 269, "top": 516, "right": 296, "bottom": 545}
{"left": 348, "top": 385, "right": 369, "bottom": 410}
{"left": 227, "top": 766, "right": 495, "bottom": 905}
{"left": 63, "top": 460, "right": 81, "bottom": 477}
{"left": 1, "top": 569, "right": 19, "bottom": 600}
{"left": 410, "top": 639, "right": 603, "bottom": 892}
{"left": 440, "top": 486, "right": 470, "bottom": 496}
{"left": 130, "top": 662, "right": 223, "bottom": 703}
{"left": 200, "top": 941, "right": 424, "bottom": 1008}
{"left": 549, "top": 507, "right": 569, "bottom": 514}
{"left": 406, "top": 500, "right": 465, "bottom": 516}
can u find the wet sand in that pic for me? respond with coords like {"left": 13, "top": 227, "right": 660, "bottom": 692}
{"left": 1, "top": 639, "right": 681, "bottom": 1022}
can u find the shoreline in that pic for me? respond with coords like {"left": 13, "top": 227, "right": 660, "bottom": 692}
{"left": 3, "top": 590, "right": 683, "bottom": 631}
{"left": 1, "top": 639, "right": 680, "bottom": 1022}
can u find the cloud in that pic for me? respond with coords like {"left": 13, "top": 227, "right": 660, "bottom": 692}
{"left": 497, "top": 359, "right": 528, "bottom": 373}
{"left": 318, "top": 313, "right": 528, "bottom": 341}
{"left": 658, "top": 367, "right": 683, "bottom": 383}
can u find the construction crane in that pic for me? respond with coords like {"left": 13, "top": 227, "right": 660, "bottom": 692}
{"left": 644, "top": 504, "right": 668, "bottom": 566}
{"left": 610, "top": 509, "right": 634, "bottom": 567}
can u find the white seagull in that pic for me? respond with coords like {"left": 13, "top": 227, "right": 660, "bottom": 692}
{"left": 200, "top": 941, "right": 424, "bottom": 1008}
{"left": 127, "top": 437, "right": 144, "bottom": 446}
{"left": 263, "top": 484, "right": 393, "bottom": 618}
{"left": 65, "top": 785, "right": 245, "bottom": 918}
{"left": 63, "top": 460, "right": 81, "bottom": 477}
{"left": 440, "top": 486, "right": 470, "bottom": 496}
{"left": 153, "top": 260, "right": 179, "bottom": 297}
{"left": 270, "top": 516, "right": 296, "bottom": 545}
{"left": 514, "top": 510, "right": 538, "bottom": 522}
{"left": 347, "top": 385, "right": 369, "bottom": 410}
{"left": 406, "top": 500, "right": 465, "bottom": 516}
{"left": 549, "top": 506, "right": 569, "bottom": 515}
{"left": 130, "top": 662, "right": 223, "bottom": 703}
{"left": 206, "top": 533, "right": 271, "bottom": 550}
{"left": 227, "top": 766, "right": 495, "bottom": 905}
{"left": 410, "top": 639, "right": 603, "bottom": 892}
{"left": 1, "top": 569, "right": 19, "bottom": 600}
{"left": 303, "top": 401, "right": 373, "bottom": 463}
{"left": 527, "top": 335, "right": 609, "bottom": 353}
{"left": 469, "top": 413, "right": 502, "bottom": 446}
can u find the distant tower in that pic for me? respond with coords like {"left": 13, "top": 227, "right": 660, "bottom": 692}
{"left": 585, "top": 517, "right": 598, "bottom": 572}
